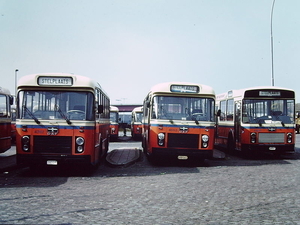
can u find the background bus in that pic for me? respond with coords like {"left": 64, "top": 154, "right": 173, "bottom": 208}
{"left": 16, "top": 73, "right": 110, "bottom": 168}
{"left": 296, "top": 111, "right": 300, "bottom": 134}
{"left": 11, "top": 105, "right": 16, "bottom": 144}
{"left": 109, "top": 106, "right": 119, "bottom": 140}
{"left": 215, "top": 86, "right": 295, "bottom": 156}
{"left": 142, "top": 82, "right": 215, "bottom": 161}
{"left": 131, "top": 106, "right": 143, "bottom": 140}
{"left": 0, "top": 87, "right": 14, "bottom": 153}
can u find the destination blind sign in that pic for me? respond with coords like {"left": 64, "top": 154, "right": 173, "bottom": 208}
{"left": 259, "top": 91, "right": 281, "bottom": 97}
{"left": 38, "top": 77, "right": 73, "bottom": 86}
{"left": 170, "top": 85, "right": 199, "bottom": 93}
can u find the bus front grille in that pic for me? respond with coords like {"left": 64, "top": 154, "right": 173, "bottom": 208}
{"left": 34, "top": 136, "right": 72, "bottom": 154}
{"left": 167, "top": 133, "right": 199, "bottom": 148}
{"left": 258, "top": 133, "right": 284, "bottom": 143}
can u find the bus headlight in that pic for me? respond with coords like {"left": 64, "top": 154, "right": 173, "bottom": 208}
{"left": 157, "top": 133, "right": 165, "bottom": 146}
{"left": 76, "top": 136, "right": 85, "bottom": 153}
{"left": 22, "top": 135, "right": 30, "bottom": 152}
{"left": 250, "top": 133, "right": 256, "bottom": 143}
{"left": 287, "top": 133, "right": 293, "bottom": 143}
{"left": 201, "top": 134, "right": 209, "bottom": 148}
{"left": 77, "top": 146, "right": 84, "bottom": 153}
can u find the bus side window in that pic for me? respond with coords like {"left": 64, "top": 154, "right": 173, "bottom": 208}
{"left": 98, "top": 105, "right": 103, "bottom": 114}
{"left": 219, "top": 100, "right": 226, "bottom": 121}
{"left": 0, "top": 108, "right": 4, "bottom": 117}
{"left": 226, "top": 99, "right": 234, "bottom": 121}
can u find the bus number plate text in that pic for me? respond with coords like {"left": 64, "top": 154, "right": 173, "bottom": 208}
{"left": 178, "top": 155, "right": 188, "bottom": 160}
{"left": 47, "top": 160, "right": 58, "bottom": 166}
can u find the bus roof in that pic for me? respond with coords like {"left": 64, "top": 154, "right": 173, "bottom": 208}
{"left": 17, "top": 73, "right": 103, "bottom": 91}
{"left": 132, "top": 106, "right": 143, "bottom": 113}
{"left": 0, "top": 86, "right": 11, "bottom": 95}
{"left": 148, "top": 82, "right": 215, "bottom": 96}
{"left": 110, "top": 106, "right": 119, "bottom": 112}
{"left": 217, "top": 86, "right": 295, "bottom": 100}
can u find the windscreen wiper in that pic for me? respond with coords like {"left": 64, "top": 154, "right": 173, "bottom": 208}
{"left": 258, "top": 119, "right": 262, "bottom": 127}
{"left": 191, "top": 114, "right": 199, "bottom": 125}
{"left": 55, "top": 105, "right": 72, "bottom": 125}
{"left": 275, "top": 115, "right": 285, "bottom": 127}
{"left": 23, "top": 105, "right": 40, "bottom": 124}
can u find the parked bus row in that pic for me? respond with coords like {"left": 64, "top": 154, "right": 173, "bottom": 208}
{"left": 109, "top": 106, "right": 143, "bottom": 140}
{"left": 0, "top": 72, "right": 298, "bottom": 169}
{"left": 142, "top": 84, "right": 296, "bottom": 161}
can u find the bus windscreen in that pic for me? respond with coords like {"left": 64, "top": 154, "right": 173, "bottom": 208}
{"left": 242, "top": 99, "right": 294, "bottom": 124}
{"left": 18, "top": 91, "right": 95, "bottom": 121}
{"left": 151, "top": 96, "right": 215, "bottom": 122}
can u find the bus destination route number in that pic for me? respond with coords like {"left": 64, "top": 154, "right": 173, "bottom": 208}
{"left": 170, "top": 85, "right": 199, "bottom": 93}
{"left": 38, "top": 77, "right": 73, "bottom": 86}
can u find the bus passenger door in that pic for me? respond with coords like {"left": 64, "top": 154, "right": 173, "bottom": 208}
{"left": 215, "top": 109, "right": 221, "bottom": 138}
{"left": 234, "top": 101, "right": 241, "bottom": 149}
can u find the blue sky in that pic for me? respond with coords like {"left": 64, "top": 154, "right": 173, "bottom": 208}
{"left": 1, "top": 0, "right": 299, "bottom": 104}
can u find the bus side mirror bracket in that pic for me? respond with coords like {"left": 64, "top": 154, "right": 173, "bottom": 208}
{"left": 9, "top": 96, "right": 14, "bottom": 105}
{"left": 146, "top": 100, "right": 150, "bottom": 108}
{"left": 98, "top": 105, "right": 103, "bottom": 113}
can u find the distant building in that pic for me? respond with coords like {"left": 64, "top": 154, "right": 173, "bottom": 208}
{"left": 114, "top": 104, "right": 142, "bottom": 112}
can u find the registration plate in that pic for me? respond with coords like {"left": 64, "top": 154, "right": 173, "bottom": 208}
{"left": 47, "top": 160, "right": 58, "bottom": 166}
{"left": 178, "top": 155, "right": 188, "bottom": 160}
{"left": 269, "top": 147, "right": 276, "bottom": 151}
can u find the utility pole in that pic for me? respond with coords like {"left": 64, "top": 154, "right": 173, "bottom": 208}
{"left": 15, "top": 69, "right": 19, "bottom": 96}
{"left": 270, "top": 0, "right": 276, "bottom": 86}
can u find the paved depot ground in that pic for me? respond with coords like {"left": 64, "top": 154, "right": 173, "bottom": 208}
{"left": 0, "top": 135, "right": 300, "bottom": 224}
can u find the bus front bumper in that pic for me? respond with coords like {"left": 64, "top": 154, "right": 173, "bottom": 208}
{"left": 17, "top": 154, "right": 92, "bottom": 167}
{"left": 151, "top": 148, "right": 213, "bottom": 159}
{"left": 242, "top": 144, "right": 295, "bottom": 154}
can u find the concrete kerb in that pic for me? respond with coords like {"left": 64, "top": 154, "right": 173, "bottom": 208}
{"left": 106, "top": 148, "right": 142, "bottom": 167}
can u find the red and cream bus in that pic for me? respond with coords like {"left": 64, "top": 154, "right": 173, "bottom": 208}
{"left": 0, "top": 87, "right": 14, "bottom": 153}
{"left": 131, "top": 106, "right": 143, "bottom": 140}
{"left": 109, "top": 105, "right": 119, "bottom": 140}
{"left": 16, "top": 73, "right": 110, "bottom": 168}
{"left": 142, "top": 82, "right": 215, "bottom": 161}
{"left": 215, "top": 86, "right": 295, "bottom": 156}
